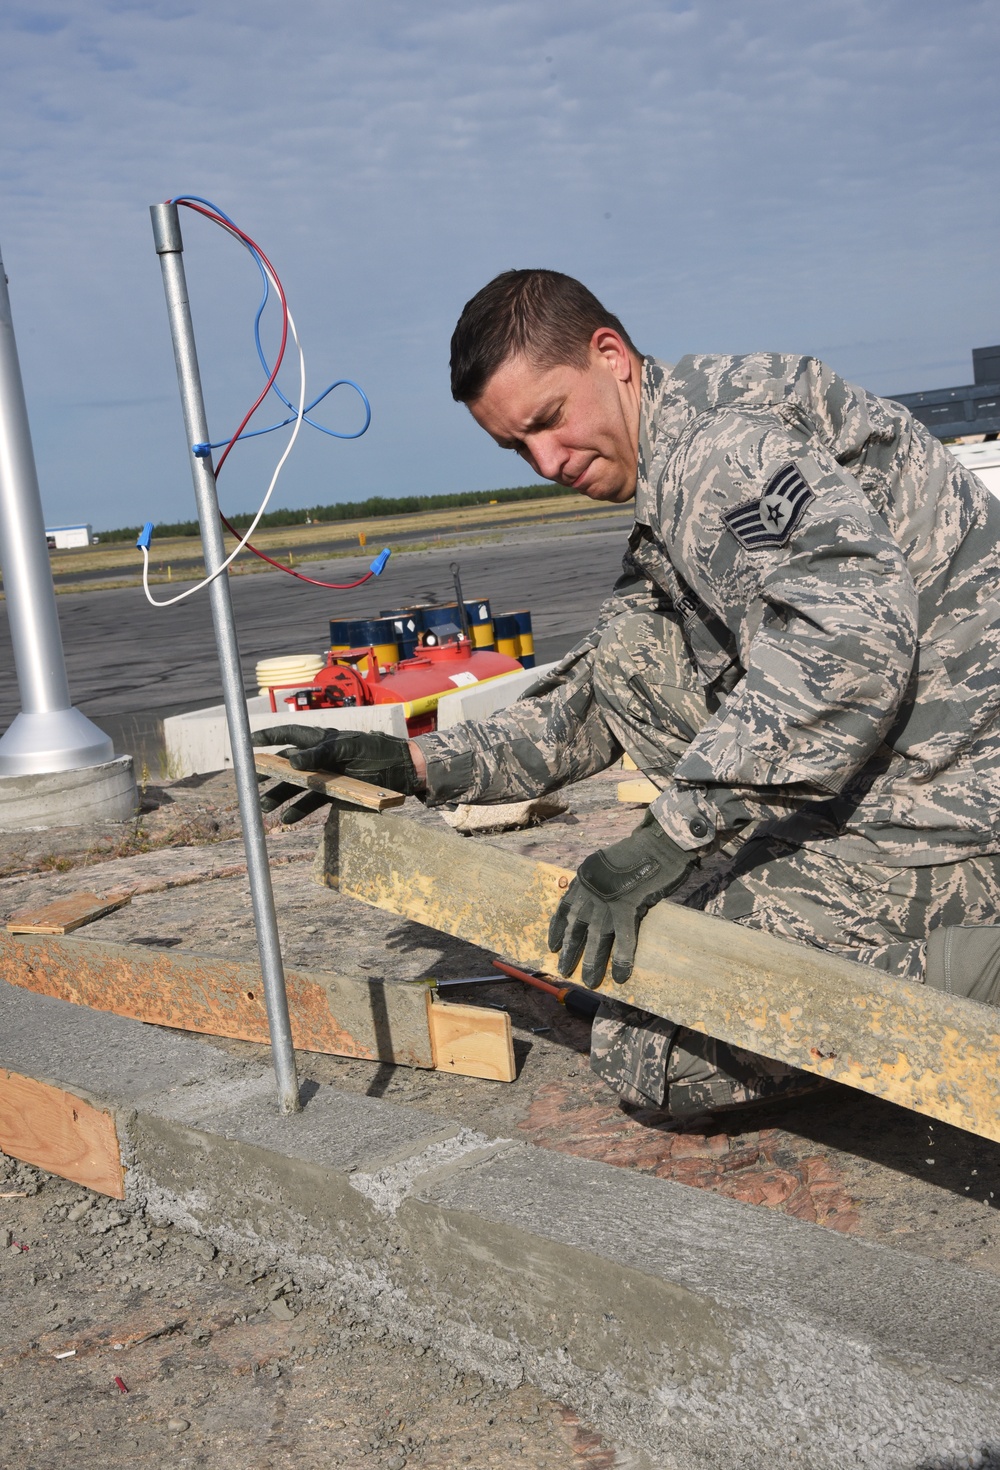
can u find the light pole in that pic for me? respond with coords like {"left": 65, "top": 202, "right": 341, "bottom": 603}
{"left": 0, "top": 242, "right": 129, "bottom": 784}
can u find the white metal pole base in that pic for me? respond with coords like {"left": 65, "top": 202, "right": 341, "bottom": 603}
{"left": 0, "top": 707, "right": 114, "bottom": 776}
{"left": 0, "top": 754, "right": 137, "bottom": 830}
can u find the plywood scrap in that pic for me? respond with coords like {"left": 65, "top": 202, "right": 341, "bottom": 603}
{"left": 6, "top": 890, "right": 131, "bottom": 935}
{"left": 617, "top": 778, "right": 658, "bottom": 805}
{"left": 0, "top": 1068, "right": 124, "bottom": 1198}
{"left": 254, "top": 752, "right": 405, "bottom": 812}
{"left": 318, "top": 804, "right": 1000, "bottom": 1144}
{"left": 427, "top": 994, "right": 515, "bottom": 1082}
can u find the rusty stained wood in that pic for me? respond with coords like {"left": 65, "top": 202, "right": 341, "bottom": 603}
{"left": 0, "top": 1069, "right": 124, "bottom": 1198}
{"left": 0, "top": 932, "right": 434, "bottom": 1069}
{"left": 254, "top": 752, "right": 406, "bottom": 812}
{"left": 321, "top": 805, "right": 1000, "bottom": 1144}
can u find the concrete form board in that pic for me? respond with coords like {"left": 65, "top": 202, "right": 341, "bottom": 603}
{"left": 1, "top": 977, "right": 998, "bottom": 1466}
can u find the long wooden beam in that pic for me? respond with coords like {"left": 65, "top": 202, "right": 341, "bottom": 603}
{"left": 317, "top": 805, "right": 1000, "bottom": 1142}
{"left": 0, "top": 931, "right": 434, "bottom": 1066}
{"left": 0, "top": 930, "right": 515, "bottom": 1083}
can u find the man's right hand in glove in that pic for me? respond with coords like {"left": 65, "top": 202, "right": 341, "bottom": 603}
{"left": 547, "top": 810, "right": 697, "bottom": 989}
{"left": 252, "top": 726, "right": 426, "bottom": 824}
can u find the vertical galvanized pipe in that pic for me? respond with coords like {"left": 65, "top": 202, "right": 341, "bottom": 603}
{"left": 149, "top": 201, "right": 300, "bottom": 1114}
{"left": 0, "top": 243, "right": 114, "bottom": 774}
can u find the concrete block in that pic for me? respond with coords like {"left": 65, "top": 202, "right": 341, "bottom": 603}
{"left": 0, "top": 755, "right": 137, "bottom": 830}
{"left": 163, "top": 700, "right": 407, "bottom": 778}
{"left": 435, "top": 662, "right": 555, "bottom": 729}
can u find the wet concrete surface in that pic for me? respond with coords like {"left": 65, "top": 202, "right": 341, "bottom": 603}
{"left": 0, "top": 1157, "right": 624, "bottom": 1470}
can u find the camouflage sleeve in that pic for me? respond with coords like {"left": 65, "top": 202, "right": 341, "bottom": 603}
{"left": 415, "top": 567, "right": 663, "bottom": 806}
{"left": 650, "top": 415, "right": 920, "bottom": 850}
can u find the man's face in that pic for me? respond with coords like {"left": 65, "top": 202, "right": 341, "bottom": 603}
{"left": 468, "top": 331, "right": 642, "bottom": 504}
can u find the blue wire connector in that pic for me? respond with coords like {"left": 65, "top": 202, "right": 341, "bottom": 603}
{"left": 369, "top": 548, "right": 391, "bottom": 576}
{"left": 137, "top": 521, "right": 154, "bottom": 551}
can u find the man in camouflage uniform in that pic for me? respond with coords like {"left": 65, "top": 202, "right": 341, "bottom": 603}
{"left": 256, "top": 269, "right": 1000, "bottom": 1118}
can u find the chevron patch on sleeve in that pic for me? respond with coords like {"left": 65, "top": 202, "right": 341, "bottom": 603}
{"left": 722, "top": 462, "right": 814, "bottom": 550}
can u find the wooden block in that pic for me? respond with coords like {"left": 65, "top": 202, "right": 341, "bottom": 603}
{"left": 621, "top": 753, "right": 638, "bottom": 771}
{"left": 7, "top": 890, "right": 131, "bottom": 935}
{"left": 0, "top": 1069, "right": 124, "bottom": 1198}
{"left": 426, "top": 995, "right": 515, "bottom": 1082}
{"left": 320, "top": 804, "right": 1000, "bottom": 1144}
{"left": 254, "top": 752, "right": 405, "bottom": 812}
{"left": 617, "top": 777, "right": 658, "bottom": 804}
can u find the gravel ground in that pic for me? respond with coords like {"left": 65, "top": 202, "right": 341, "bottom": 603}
{"left": 0, "top": 1156, "right": 626, "bottom": 1470}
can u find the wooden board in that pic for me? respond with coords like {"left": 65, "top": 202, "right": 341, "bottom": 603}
{"left": 0, "top": 934, "right": 515, "bottom": 1083}
{"left": 426, "top": 994, "right": 515, "bottom": 1082}
{"left": 0, "top": 1069, "right": 124, "bottom": 1197}
{"left": 7, "top": 890, "right": 131, "bottom": 935}
{"left": 0, "top": 932, "right": 434, "bottom": 1069}
{"left": 617, "top": 778, "right": 658, "bottom": 805}
{"left": 254, "top": 752, "right": 405, "bottom": 812}
{"left": 318, "top": 804, "right": 1000, "bottom": 1143}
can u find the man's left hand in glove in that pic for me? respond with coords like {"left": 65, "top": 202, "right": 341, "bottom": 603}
{"left": 252, "top": 726, "right": 426, "bottom": 824}
{"left": 547, "top": 810, "right": 697, "bottom": 989}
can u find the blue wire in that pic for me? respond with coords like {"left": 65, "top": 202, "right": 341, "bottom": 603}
{"left": 169, "top": 195, "right": 371, "bottom": 449}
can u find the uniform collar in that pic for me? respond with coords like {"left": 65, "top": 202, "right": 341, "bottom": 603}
{"left": 635, "top": 355, "right": 676, "bottom": 528}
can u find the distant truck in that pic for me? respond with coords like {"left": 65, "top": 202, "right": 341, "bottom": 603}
{"left": 44, "top": 523, "right": 93, "bottom": 550}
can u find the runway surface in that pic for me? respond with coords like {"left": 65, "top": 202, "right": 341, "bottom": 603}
{"left": 0, "top": 516, "right": 632, "bottom": 770}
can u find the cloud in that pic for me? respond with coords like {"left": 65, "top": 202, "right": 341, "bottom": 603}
{"left": 0, "top": 0, "right": 998, "bottom": 528}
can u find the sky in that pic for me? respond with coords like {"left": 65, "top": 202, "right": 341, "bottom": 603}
{"left": 1, "top": 0, "right": 999, "bottom": 533}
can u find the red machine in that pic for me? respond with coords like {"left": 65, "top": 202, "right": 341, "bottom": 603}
{"left": 269, "top": 631, "right": 523, "bottom": 736}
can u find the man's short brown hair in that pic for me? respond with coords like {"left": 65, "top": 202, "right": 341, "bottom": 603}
{"left": 450, "top": 269, "right": 638, "bottom": 404}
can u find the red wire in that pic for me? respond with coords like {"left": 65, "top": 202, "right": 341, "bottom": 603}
{"left": 175, "top": 200, "right": 377, "bottom": 592}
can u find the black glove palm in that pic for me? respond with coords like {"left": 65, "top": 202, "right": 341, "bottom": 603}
{"left": 252, "top": 726, "right": 420, "bottom": 823}
{"left": 547, "top": 811, "right": 696, "bottom": 989}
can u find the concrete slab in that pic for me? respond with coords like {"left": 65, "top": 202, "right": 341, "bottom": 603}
{"left": 3, "top": 976, "right": 999, "bottom": 1468}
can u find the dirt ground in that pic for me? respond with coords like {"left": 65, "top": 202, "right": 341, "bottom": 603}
{"left": 2, "top": 765, "right": 1000, "bottom": 1465}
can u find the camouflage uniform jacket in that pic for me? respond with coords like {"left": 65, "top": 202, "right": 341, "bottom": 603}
{"left": 417, "top": 355, "right": 1000, "bottom": 866}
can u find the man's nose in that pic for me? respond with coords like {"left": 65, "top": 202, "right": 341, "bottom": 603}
{"left": 526, "top": 433, "right": 566, "bottom": 481}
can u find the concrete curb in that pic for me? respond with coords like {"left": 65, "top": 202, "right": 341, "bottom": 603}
{"left": 3, "top": 977, "right": 999, "bottom": 1469}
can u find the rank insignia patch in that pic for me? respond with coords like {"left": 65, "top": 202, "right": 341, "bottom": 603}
{"left": 723, "top": 462, "right": 814, "bottom": 550}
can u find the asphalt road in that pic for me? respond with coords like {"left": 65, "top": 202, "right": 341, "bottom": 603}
{"left": 0, "top": 516, "right": 632, "bottom": 771}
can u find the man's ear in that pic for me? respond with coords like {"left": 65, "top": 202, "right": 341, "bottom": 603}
{"left": 590, "top": 327, "right": 635, "bottom": 382}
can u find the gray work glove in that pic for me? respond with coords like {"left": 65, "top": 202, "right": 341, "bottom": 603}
{"left": 252, "top": 726, "right": 421, "bottom": 824}
{"left": 547, "top": 811, "right": 697, "bottom": 989}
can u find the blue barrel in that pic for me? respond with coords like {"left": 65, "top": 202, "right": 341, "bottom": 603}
{"left": 421, "top": 604, "right": 462, "bottom": 645}
{"left": 329, "top": 616, "right": 399, "bottom": 668}
{"left": 512, "top": 609, "right": 535, "bottom": 668}
{"left": 380, "top": 608, "right": 422, "bottom": 661}
{"left": 493, "top": 612, "right": 520, "bottom": 661}
{"left": 464, "top": 597, "right": 494, "bottom": 650}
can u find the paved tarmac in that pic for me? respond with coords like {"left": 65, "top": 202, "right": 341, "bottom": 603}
{"left": 0, "top": 515, "right": 631, "bottom": 772}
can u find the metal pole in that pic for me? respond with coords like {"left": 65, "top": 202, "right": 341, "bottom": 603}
{"left": 0, "top": 244, "right": 114, "bottom": 775}
{"left": 149, "top": 201, "right": 300, "bottom": 1114}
